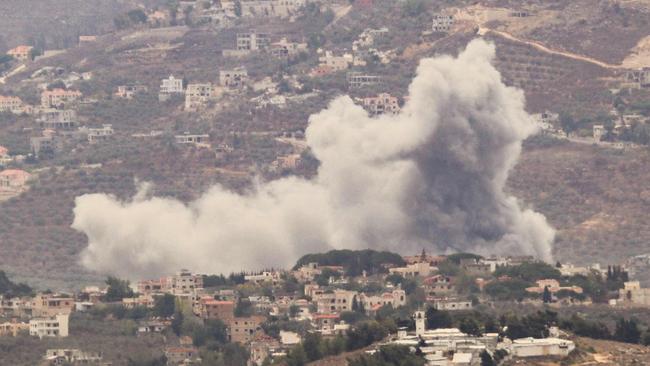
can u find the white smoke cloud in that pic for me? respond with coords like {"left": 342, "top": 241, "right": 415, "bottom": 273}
{"left": 72, "top": 39, "right": 555, "bottom": 279}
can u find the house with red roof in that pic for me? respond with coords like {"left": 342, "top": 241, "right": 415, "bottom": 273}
{"left": 7, "top": 45, "right": 33, "bottom": 61}
{"left": 0, "top": 169, "right": 31, "bottom": 192}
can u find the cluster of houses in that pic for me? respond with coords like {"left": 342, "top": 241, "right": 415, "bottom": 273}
{"left": 0, "top": 249, "right": 645, "bottom": 365}
{"left": 382, "top": 311, "right": 574, "bottom": 365}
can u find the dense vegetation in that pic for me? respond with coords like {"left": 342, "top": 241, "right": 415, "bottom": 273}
{"left": 294, "top": 249, "right": 406, "bottom": 276}
{"left": 0, "top": 270, "right": 32, "bottom": 297}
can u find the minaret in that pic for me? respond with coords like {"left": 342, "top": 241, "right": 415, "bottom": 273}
{"left": 414, "top": 310, "right": 426, "bottom": 336}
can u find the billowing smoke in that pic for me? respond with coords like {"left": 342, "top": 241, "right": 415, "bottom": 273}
{"left": 72, "top": 39, "right": 554, "bottom": 279}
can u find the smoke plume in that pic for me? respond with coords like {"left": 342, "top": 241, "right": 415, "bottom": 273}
{"left": 72, "top": 39, "right": 554, "bottom": 279}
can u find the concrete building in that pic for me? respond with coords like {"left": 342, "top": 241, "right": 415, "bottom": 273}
{"left": 0, "top": 95, "right": 29, "bottom": 114}
{"left": 593, "top": 124, "right": 606, "bottom": 142}
{"left": 37, "top": 109, "right": 77, "bottom": 129}
{"left": 164, "top": 347, "right": 199, "bottom": 364}
{"left": 228, "top": 0, "right": 307, "bottom": 18}
{"left": 115, "top": 84, "right": 148, "bottom": 99}
{"left": 159, "top": 75, "right": 185, "bottom": 101}
{"left": 619, "top": 281, "right": 650, "bottom": 306}
{"left": 431, "top": 298, "right": 472, "bottom": 311}
{"left": 237, "top": 31, "right": 270, "bottom": 51}
{"left": 510, "top": 337, "right": 575, "bottom": 357}
{"left": 525, "top": 279, "right": 583, "bottom": 295}
{"left": 7, "top": 45, "right": 33, "bottom": 61}
{"left": 40, "top": 89, "right": 82, "bottom": 108}
{"left": 229, "top": 316, "right": 265, "bottom": 343}
{"left": 185, "top": 83, "right": 214, "bottom": 110}
{"left": 170, "top": 270, "right": 204, "bottom": 294}
{"left": 315, "top": 289, "right": 357, "bottom": 313}
{"left": 432, "top": 14, "right": 455, "bottom": 33}
{"left": 31, "top": 294, "right": 74, "bottom": 317}
{"left": 220, "top": 68, "right": 249, "bottom": 88}
{"left": 0, "top": 169, "right": 31, "bottom": 192}
{"left": 0, "top": 320, "right": 29, "bottom": 336}
{"left": 318, "top": 51, "right": 354, "bottom": 71}
{"left": 245, "top": 271, "right": 282, "bottom": 285}
{"left": 175, "top": 132, "right": 211, "bottom": 147}
{"left": 44, "top": 349, "right": 102, "bottom": 363}
{"left": 424, "top": 275, "right": 455, "bottom": 299}
{"left": 361, "top": 93, "right": 400, "bottom": 115}
{"left": 389, "top": 261, "right": 436, "bottom": 277}
{"left": 85, "top": 124, "right": 114, "bottom": 143}
{"left": 198, "top": 298, "right": 235, "bottom": 322}
{"left": 30, "top": 313, "right": 69, "bottom": 338}
{"left": 30, "top": 130, "right": 61, "bottom": 157}
{"left": 271, "top": 38, "right": 308, "bottom": 58}
{"left": 347, "top": 72, "right": 381, "bottom": 88}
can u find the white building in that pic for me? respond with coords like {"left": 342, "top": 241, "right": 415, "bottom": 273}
{"left": 159, "top": 75, "right": 185, "bottom": 101}
{"left": 30, "top": 313, "right": 69, "bottom": 338}
{"left": 44, "top": 349, "right": 102, "bottom": 363}
{"left": 432, "top": 14, "right": 455, "bottom": 32}
{"left": 85, "top": 124, "right": 114, "bottom": 143}
{"left": 510, "top": 337, "right": 575, "bottom": 357}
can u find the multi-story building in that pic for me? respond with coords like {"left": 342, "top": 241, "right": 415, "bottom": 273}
{"left": 7, "top": 45, "right": 33, "bottom": 61}
{"left": 175, "top": 133, "right": 211, "bottom": 147}
{"left": 315, "top": 289, "right": 357, "bottom": 313}
{"left": 44, "top": 349, "right": 103, "bottom": 363}
{"left": 347, "top": 72, "right": 381, "bottom": 88}
{"left": 228, "top": 316, "right": 265, "bottom": 343}
{"left": 31, "top": 294, "right": 75, "bottom": 317}
{"left": 169, "top": 270, "right": 204, "bottom": 294}
{"left": 619, "top": 281, "right": 650, "bottom": 306}
{"left": 361, "top": 93, "right": 400, "bottom": 115}
{"left": 159, "top": 75, "right": 185, "bottom": 101}
{"left": 184, "top": 83, "right": 214, "bottom": 110}
{"left": 115, "top": 84, "right": 148, "bottom": 99}
{"left": 318, "top": 51, "right": 353, "bottom": 72}
{"left": 198, "top": 298, "right": 235, "bottom": 322}
{"left": 29, "top": 313, "right": 69, "bottom": 338}
{"left": 40, "top": 89, "right": 82, "bottom": 108}
{"left": 0, "top": 96, "right": 29, "bottom": 114}
{"left": 220, "top": 68, "right": 248, "bottom": 88}
{"left": 0, "top": 320, "right": 29, "bottom": 336}
{"left": 0, "top": 169, "right": 32, "bottom": 192}
{"left": 85, "top": 124, "right": 114, "bottom": 143}
{"left": 270, "top": 38, "right": 308, "bottom": 58}
{"left": 237, "top": 31, "right": 270, "bottom": 51}
{"left": 37, "top": 109, "right": 77, "bottom": 129}
{"left": 432, "top": 14, "right": 455, "bottom": 32}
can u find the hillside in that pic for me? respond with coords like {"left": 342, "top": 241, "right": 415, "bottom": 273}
{"left": 0, "top": 0, "right": 649, "bottom": 289}
{"left": 0, "top": 0, "right": 165, "bottom": 52}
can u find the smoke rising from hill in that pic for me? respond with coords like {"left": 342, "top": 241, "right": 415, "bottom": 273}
{"left": 72, "top": 39, "right": 554, "bottom": 279}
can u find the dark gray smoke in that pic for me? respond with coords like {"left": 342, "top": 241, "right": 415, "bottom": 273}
{"left": 72, "top": 39, "right": 554, "bottom": 278}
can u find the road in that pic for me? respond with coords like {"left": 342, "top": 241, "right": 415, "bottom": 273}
{"left": 478, "top": 27, "right": 625, "bottom": 70}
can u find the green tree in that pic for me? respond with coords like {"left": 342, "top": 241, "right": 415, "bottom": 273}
{"left": 425, "top": 307, "right": 452, "bottom": 329}
{"left": 104, "top": 276, "right": 134, "bottom": 302}
{"left": 480, "top": 350, "right": 495, "bottom": 366}
{"left": 303, "top": 333, "right": 323, "bottom": 361}
{"left": 154, "top": 293, "right": 176, "bottom": 318}
{"left": 614, "top": 318, "right": 641, "bottom": 344}
{"left": 542, "top": 286, "right": 552, "bottom": 303}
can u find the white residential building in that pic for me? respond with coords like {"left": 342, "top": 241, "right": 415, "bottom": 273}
{"left": 30, "top": 313, "right": 69, "bottom": 338}
{"left": 159, "top": 75, "right": 185, "bottom": 101}
{"left": 510, "top": 337, "right": 575, "bottom": 357}
{"left": 432, "top": 14, "right": 455, "bottom": 33}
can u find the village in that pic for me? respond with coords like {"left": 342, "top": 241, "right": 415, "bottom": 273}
{"left": 0, "top": 1, "right": 649, "bottom": 206}
{"left": 0, "top": 0, "right": 650, "bottom": 365}
{"left": 1, "top": 248, "right": 650, "bottom": 365}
